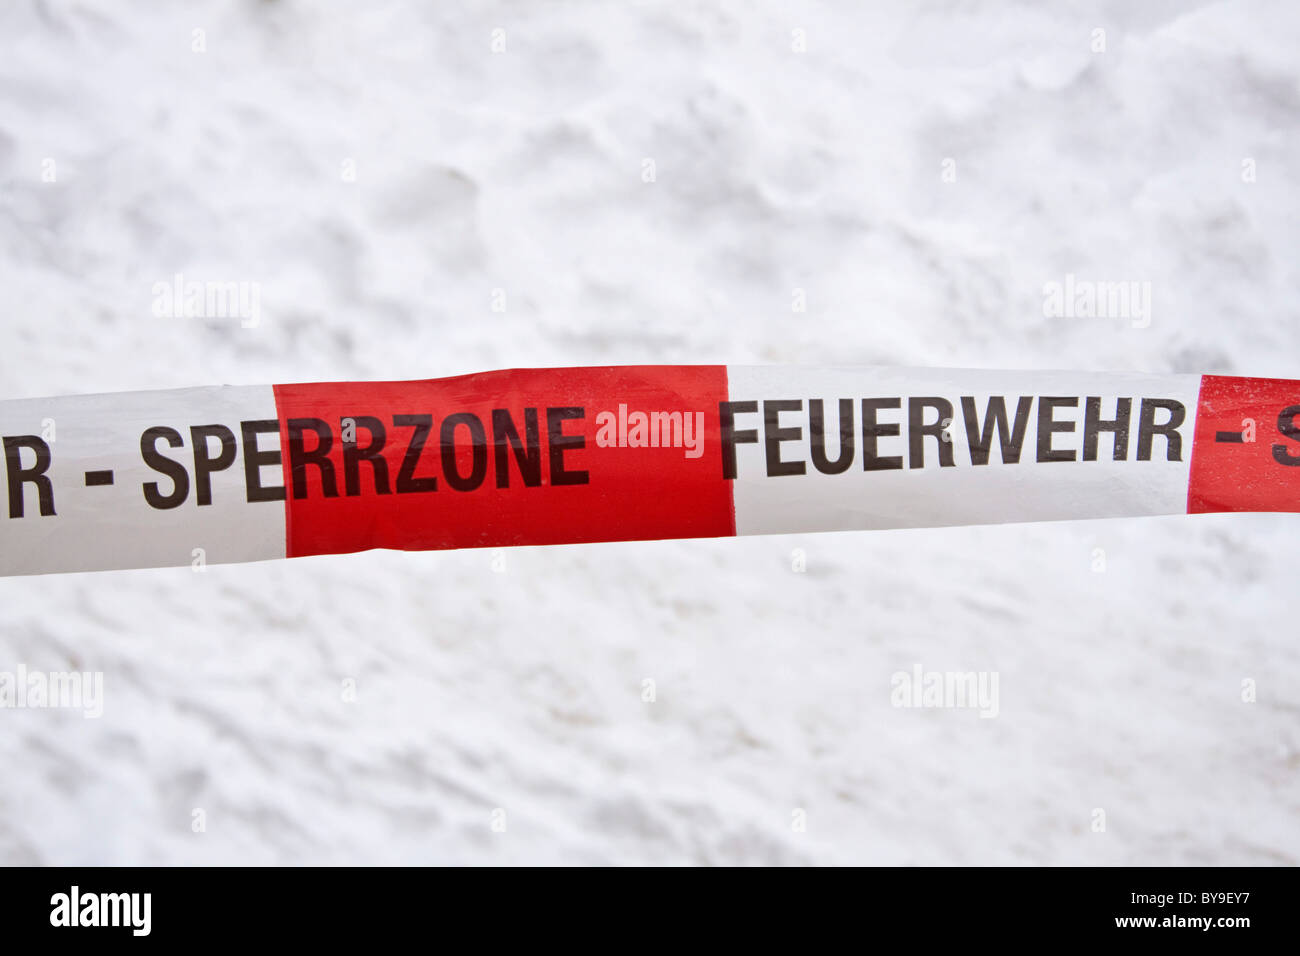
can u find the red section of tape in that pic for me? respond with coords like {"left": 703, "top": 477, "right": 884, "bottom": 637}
{"left": 272, "top": 366, "right": 735, "bottom": 558}
{"left": 1188, "top": 374, "right": 1300, "bottom": 514}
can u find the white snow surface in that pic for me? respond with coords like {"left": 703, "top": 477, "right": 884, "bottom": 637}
{"left": 1, "top": 0, "right": 1298, "bottom": 865}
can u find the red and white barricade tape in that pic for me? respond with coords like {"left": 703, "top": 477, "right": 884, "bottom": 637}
{"left": 0, "top": 366, "right": 1294, "bottom": 575}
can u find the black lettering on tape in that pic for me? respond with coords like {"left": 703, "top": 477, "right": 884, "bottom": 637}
{"left": 141, "top": 426, "right": 189, "bottom": 509}
{"left": 341, "top": 415, "right": 390, "bottom": 496}
{"left": 1083, "top": 397, "right": 1132, "bottom": 462}
{"left": 862, "top": 398, "right": 903, "bottom": 471}
{"left": 719, "top": 401, "right": 758, "bottom": 480}
{"left": 1036, "top": 397, "right": 1078, "bottom": 463}
{"left": 546, "top": 407, "right": 588, "bottom": 486}
{"left": 809, "top": 399, "right": 854, "bottom": 475}
{"left": 287, "top": 418, "right": 338, "bottom": 499}
{"left": 764, "top": 400, "right": 805, "bottom": 477}
{"left": 3, "top": 435, "right": 56, "bottom": 518}
{"left": 1272, "top": 405, "right": 1300, "bottom": 467}
{"left": 961, "top": 396, "right": 1032, "bottom": 465}
{"left": 492, "top": 408, "right": 542, "bottom": 488}
{"left": 440, "top": 412, "right": 488, "bottom": 492}
{"left": 1136, "top": 398, "right": 1185, "bottom": 462}
{"left": 908, "top": 397, "right": 955, "bottom": 469}
{"left": 241, "top": 420, "right": 286, "bottom": 503}
{"left": 190, "top": 424, "right": 237, "bottom": 506}
{"left": 393, "top": 414, "right": 437, "bottom": 494}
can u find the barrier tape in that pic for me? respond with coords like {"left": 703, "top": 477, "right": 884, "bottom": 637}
{"left": 0, "top": 366, "right": 1295, "bottom": 576}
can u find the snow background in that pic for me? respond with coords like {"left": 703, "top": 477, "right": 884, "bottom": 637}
{"left": 1, "top": 0, "right": 1298, "bottom": 864}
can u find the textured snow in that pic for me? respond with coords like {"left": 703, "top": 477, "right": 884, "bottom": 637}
{"left": 0, "top": 0, "right": 1298, "bottom": 864}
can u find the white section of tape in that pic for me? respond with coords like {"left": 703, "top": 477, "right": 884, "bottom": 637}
{"left": 725, "top": 366, "right": 1202, "bottom": 535}
{"left": 0, "top": 385, "right": 285, "bottom": 575}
